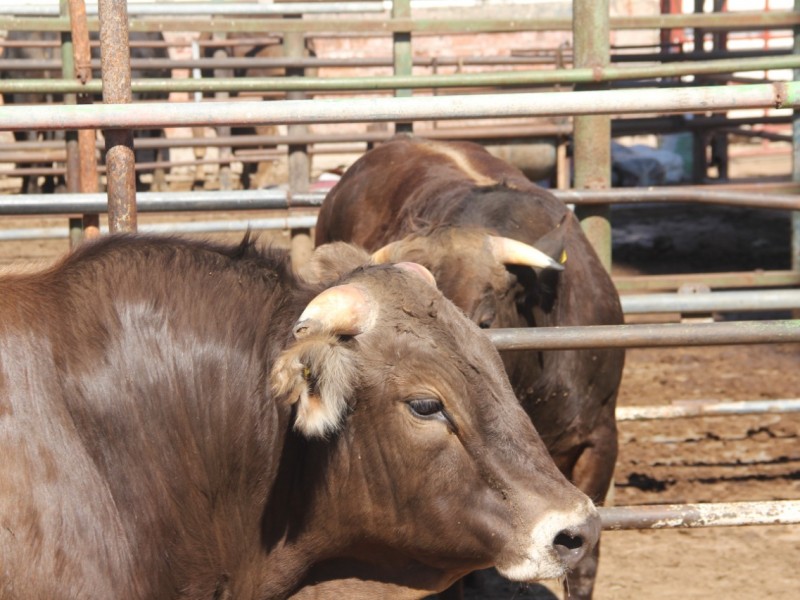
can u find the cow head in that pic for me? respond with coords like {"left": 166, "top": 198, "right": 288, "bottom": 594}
{"left": 370, "top": 226, "right": 565, "bottom": 331}
{"left": 271, "top": 244, "right": 597, "bottom": 596}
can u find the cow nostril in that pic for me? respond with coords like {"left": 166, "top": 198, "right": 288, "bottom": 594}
{"left": 554, "top": 531, "right": 584, "bottom": 552}
{"left": 552, "top": 530, "right": 588, "bottom": 569}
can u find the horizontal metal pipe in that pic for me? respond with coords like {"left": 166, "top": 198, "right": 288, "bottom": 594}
{"left": 0, "top": 116, "right": 789, "bottom": 153}
{"left": 600, "top": 500, "right": 800, "bottom": 530}
{"left": 3, "top": 186, "right": 797, "bottom": 216}
{"left": 0, "top": 12, "right": 797, "bottom": 34}
{"left": 485, "top": 320, "right": 800, "bottom": 350}
{"left": 0, "top": 55, "right": 551, "bottom": 72}
{"left": 0, "top": 215, "right": 320, "bottom": 242}
{"left": 0, "top": 83, "right": 796, "bottom": 131}
{"left": 0, "top": 124, "right": 572, "bottom": 152}
{"left": 3, "top": 55, "right": 799, "bottom": 94}
{"left": 567, "top": 188, "right": 800, "bottom": 211}
{"left": 614, "top": 271, "right": 800, "bottom": 292}
{"left": 0, "top": 3, "right": 386, "bottom": 17}
{"left": 621, "top": 290, "right": 800, "bottom": 314}
{"left": 0, "top": 190, "right": 324, "bottom": 215}
{"left": 616, "top": 398, "right": 800, "bottom": 421}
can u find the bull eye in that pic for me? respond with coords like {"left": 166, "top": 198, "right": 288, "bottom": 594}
{"left": 478, "top": 317, "right": 494, "bottom": 329}
{"left": 407, "top": 398, "right": 444, "bottom": 419}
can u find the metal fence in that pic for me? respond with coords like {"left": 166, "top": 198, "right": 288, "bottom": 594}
{"left": 0, "top": 0, "right": 798, "bottom": 539}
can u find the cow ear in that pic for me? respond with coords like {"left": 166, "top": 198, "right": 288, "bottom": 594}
{"left": 270, "top": 283, "right": 372, "bottom": 438}
{"left": 301, "top": 242, "right": 372, "bottom": 285}
{"left": 271, "top": 333, "right": 359, "bottom": 438}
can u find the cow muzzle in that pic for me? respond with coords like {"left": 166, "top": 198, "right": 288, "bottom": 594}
{"left": 497, "top": 499, "right": 600, "bottom": 582}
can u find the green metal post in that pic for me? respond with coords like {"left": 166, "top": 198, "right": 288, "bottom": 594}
{"left": 573, "top": 0, "right": 612, "bottom": 272}
{"left": 393, "top": 0, "right": 413, "bottom": 133}
{"left": 285, "top": 25, "right": 312, "bottom": 271}
{"left": 60, "top": 0, "right": 82, "bottom": 246}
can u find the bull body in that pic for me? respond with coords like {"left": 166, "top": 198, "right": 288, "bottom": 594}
{"left": 315, "top": 136, "right": 625, "bottom": 599}
{"left": 0, "top": 234, "right": 598, "bottom": 599}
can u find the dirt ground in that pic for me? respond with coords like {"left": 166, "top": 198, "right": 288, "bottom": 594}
{"left": 0, "top": 192, "right": 798, "bottom": 600}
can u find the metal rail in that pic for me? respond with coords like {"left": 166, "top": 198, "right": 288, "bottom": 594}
{"left": 599, "top": 500, "right": 800, "bottom": 530}
{"left": 2, "top": 55, "right": 798, "bottom": 94}
{"left": 616, "top": 398, "right": 800, "bottom": 421}
{"left": 0, "top": 3, "right": 387, "bottom": 17}
{"left": 621, "top": 290, "right": 800, "bottom": 314}
{"left": 0, "top": 12, "right": 798, "bottom": 34}
{"left": 486, "top": 320, "right": 800, "bottom": 350}
{"left": 3, "top": 187, "right": 798, "bottom": 216}
{"left": 0, "top": 83, "right": 796, "bottom": 131}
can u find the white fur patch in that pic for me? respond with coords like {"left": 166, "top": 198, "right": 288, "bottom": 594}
{"left": 498, "top": 501, "right": 597, "bottom": 582}
{"left": 422, "top": 141, "right": 498, "bottom": 187}
{"left": 271, "top": 333, "right": 360, "bottom": 438}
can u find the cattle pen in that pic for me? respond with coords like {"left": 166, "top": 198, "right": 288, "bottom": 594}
{"left": 1, "top": 1, "right": 799, "bottom": 599}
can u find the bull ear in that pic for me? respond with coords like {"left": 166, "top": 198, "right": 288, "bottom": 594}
{"left": 271, "top": 333, "right": 359, "bottom": 439}
{"left": 270, "top": 284, "right": 373, "bottom": 438}
{"left": 301, "top": 242, "right": 372, "bottom": 285}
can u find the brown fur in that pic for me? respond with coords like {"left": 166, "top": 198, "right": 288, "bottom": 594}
{"left": 0, "top": 233, "right": 596, "bottom": 599}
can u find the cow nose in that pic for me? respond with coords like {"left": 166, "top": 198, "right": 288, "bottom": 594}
{"left": 552, "top": 513, "right": 600, "bottom": 570}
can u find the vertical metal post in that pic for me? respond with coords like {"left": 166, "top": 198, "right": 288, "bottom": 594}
{"left": 213, "top": 32, "right": 233, "bottom": 191}
{"left": 573, "top": 0, "right": 612, "bottom": 271}
{"left": 60, "top": 0, "right": 82, "bottom": 247}
{"left": 711, "top": 0, "right": 729, "bottom": 180}
{"left": 691, "top": 0, "right": 709, "bottom": 183}
{"left": 393, "top": 0, "right": 413, "bottom": 133}
{"left": 284, "top": 26, "right": 312, "bottom": 271}
{"left": 98, "top": 0, "right": 136, "bottom": 233}
{"left": 793, "top": 0, "right": 800, "bottom": 277}
{"left": 69, "top": 0, "right": 100, "bottom": 239}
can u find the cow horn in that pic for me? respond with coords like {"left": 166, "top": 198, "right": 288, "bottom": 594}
{"left": 293, "top": 284, "right": 376, "bottom": 339}
{"left": 394, "top": 261, "right": 437, "bottom": 288}
{"left": 371, "top": 241, "right": 403, "bottom": 264}
{"left": 488, "top": 235, "right": 565, "bottom": 271}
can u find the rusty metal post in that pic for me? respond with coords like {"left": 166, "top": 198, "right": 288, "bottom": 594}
{"left": 98, "top": 0, "right": 136, "bottom": 232}
{"left": 393, "top": 0, "right": 413, "bottom": 133}
{"left": 573, "top": 0, "right": 612, "bottom": 271}
{"left": 284, "top": 24, "right": 312, "bottom": 271}
{"left": 69, "top": 0, "right": 100, "bottom": 239}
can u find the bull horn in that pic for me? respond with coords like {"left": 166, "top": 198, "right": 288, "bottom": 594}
{"left": 371, "top": 241, "right": 403, "bottom": 264}
{"left": 293, "top": 284, "right": 376, "bottom": 339}
{"left": 394, "top": 261, "right": 437, "bottom": 288}
{"left": 488, "top": 235, "right": 564, "bottom": 271}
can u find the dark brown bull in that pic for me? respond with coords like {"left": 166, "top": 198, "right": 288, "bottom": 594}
{"left": 315, "top": 135, "right": 625, "bottom": 599}
{"left": 0, "top": 234, "right": 598, "bottom": 599}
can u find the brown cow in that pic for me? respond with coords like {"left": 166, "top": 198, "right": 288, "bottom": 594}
{"left": 315, "top": 135, "right": 625, "bottom": 599}
{"left": 0, "top": 234, "right": 598, "bottom": 599}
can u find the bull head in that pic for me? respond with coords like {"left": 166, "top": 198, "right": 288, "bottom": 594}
{"left": 272, "top": 262, "right": 437, "bottom": 438}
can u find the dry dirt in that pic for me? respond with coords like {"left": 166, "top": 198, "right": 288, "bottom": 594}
{"left": 0, "top": 201, "right": 798, "bottom": 600}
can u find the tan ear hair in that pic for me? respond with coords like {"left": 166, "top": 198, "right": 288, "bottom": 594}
{"left": 301, "top": 242, "right": 372, "bottom": 285}
{"left": 271, "top": 333, "right": 359, "bottom": 438}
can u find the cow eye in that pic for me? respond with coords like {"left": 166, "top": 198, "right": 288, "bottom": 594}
{"left": 407, "top": 398, "right": 444, "bottom": 418}
{"left": 478, "top": 317, "right": 494, "bottom": 329}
